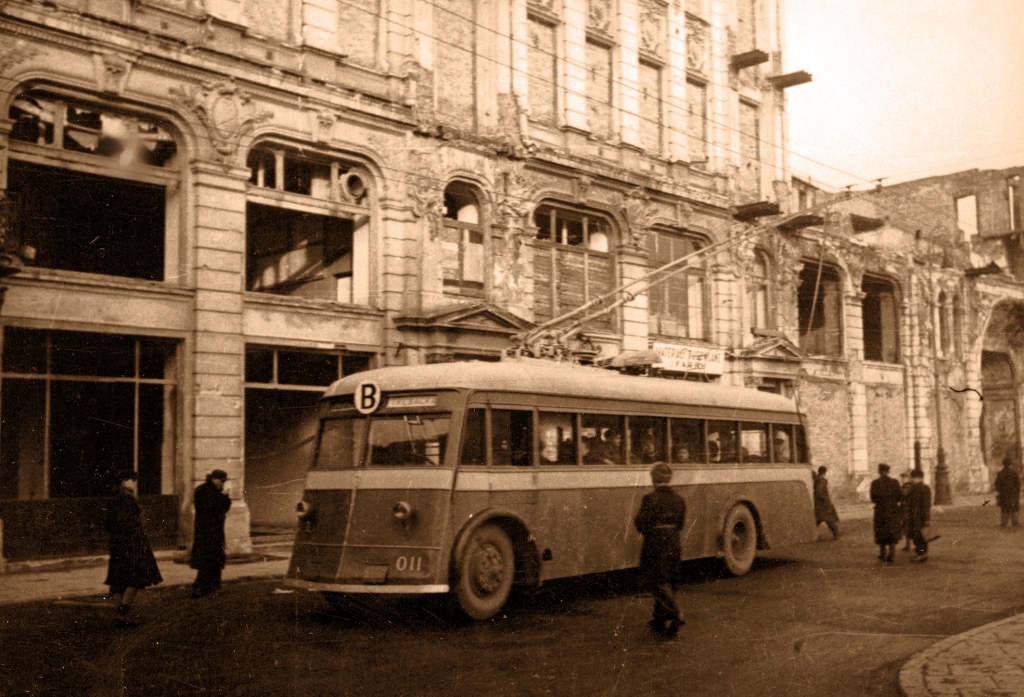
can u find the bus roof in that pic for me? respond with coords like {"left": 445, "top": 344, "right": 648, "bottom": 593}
{"left": 323, "top": 359, "right": 800, "bottom": 415}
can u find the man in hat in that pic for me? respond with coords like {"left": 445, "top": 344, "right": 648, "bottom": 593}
{"left": 870, "top": 463, "right": 902, "bottom": 563}
{"left": 812, "top": 466, "right": 840, "bottom": 539}
{"left": 904, "top": 469, "right": 932, "bottom": 561}
{"left": 633, "top": 463, "right": 687, "bottom": 638}
{"left": 191, "top": 469, "right": 232, "bottom": 598}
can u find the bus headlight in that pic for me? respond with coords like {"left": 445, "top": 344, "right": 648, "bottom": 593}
{"left": 296, "top": 500, "right": 313, "bottom": 520}
{"left": 393, "top": 501, "right": 413, "bottom": 522}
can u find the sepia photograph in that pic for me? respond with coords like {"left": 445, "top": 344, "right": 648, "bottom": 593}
{"left": 1, "top": 0, "right": 1022, "bottom": 695}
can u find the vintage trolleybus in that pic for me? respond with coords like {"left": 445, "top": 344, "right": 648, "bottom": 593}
{"left": 285, "top": 359, "right": 816, "bottom": 619}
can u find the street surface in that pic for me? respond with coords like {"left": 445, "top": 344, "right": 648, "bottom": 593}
{"left": 2, "top": 505, "right": 1022, "bottom": 697}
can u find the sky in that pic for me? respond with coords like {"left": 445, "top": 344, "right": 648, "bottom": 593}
{"left": 783, "top": 0, "right": 1024, "bottom": 191}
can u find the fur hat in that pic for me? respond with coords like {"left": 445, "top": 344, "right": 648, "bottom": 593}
{"left": 651, "top": 463, "right": 673, "bottom": 485}
{"left": 208, "top": 469, "right": 228, "bottom": 482}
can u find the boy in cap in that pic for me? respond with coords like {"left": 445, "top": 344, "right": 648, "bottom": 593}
{"left": 191, "top": 469, "right": 232, "bottom": 597}
{"left": 634, "top": 463, "right": 687, "bottom": 637}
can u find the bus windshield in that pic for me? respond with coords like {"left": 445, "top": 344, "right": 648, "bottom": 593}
{"left": 313, "top": 414, "right": 452, "bottom": 469}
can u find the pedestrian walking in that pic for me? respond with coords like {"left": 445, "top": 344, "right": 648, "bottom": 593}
{"left": 904, "top": 469, "right": 932, "bottom": 561}
{"left": 898, "top": 471, "right": 913, "bottom": 551}
{"left": 104, "top": 472, "right": 162, "bottom": 624}
{"left": 191, "top": 469, "right": 232, "bottom": 598}
{"left": 633, "top": 463, "right": 687, "bottom": 638}
{"left": 812, "top": 466, "right": 840, "bottom": 539}
{"left": 994, "top": 457, "right": 1021, "bottom": 528}
{"left": 869, "top": 463, "right": 902, "bottom": 563}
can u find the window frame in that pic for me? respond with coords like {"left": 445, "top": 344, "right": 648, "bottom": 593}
{"left": 646, "top": 229, "right": 708, "bottom": 340}
{"left": 441, "top": 182, "right": 486, "bottom": 299}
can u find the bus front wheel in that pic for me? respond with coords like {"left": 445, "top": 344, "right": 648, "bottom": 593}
{"left": 722, "top": 505, "right": 757, "bottom": 576}
{"left": 455, "top": 524, "right": 515, "bottom": 620}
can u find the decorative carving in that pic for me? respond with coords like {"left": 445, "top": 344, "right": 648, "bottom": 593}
{"left": 305, "top": 108, "right": 342, "bottom": 144}
{"left": 0, "top": 39, "right": 39, "bottom": 77}
{"left": 639, "top": 0, "right": 667, "bottom": 56}
{"left": 614, "top": 188, "right": 659, "bottom": 247}
{"left": 408, "top": 152, "right": 446, "bottom": 241}
{"left": 685, "top": 18, "right": 708, "bottom": 75}
{"left": 93, "top": 52, "right": 134, "bottom": 96}
{"left": 588, "top": 0, "right": 612, "bottom": 33}
{"left": 573, "top": 176, "right": 594, "bottom": 204}
{"left": 675, "top": 202, "right": 693, "bottom": 227}
{"left": 528, "top": 0, "right": 556, "bottom": 11}
{"left": 170, "top": 79, "right": 273, "bottom": 165}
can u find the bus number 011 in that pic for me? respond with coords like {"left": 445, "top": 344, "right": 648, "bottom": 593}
{"left": 395, "top": 556, "right": 423, "bottom": 572}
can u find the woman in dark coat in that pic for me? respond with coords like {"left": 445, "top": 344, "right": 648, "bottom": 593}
{"left": 869, "top": 463, "right": 902, "bottom": 563}
{"left": 634, "top": 463, "right": 687, "bottom": 638}
{"left": 105, "top": 472, "right": 162, "bottom": 622}
{"left": 994, "top": 457, "right": 1021, "bottom": 528}
{"left": 190, "top": 469, "right": 232, "bottom": 598}
{"left": 812, "top": 466, "right": 840, "bottom": 539}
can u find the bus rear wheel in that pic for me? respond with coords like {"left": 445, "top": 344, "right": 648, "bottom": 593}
{"left": 455, "top": 524, "right": 515, "bottom": 620}
{"left": 722, "top": 505, "right": 757, "bottom": 576}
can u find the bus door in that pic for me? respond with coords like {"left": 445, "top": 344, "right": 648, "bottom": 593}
{"left": 288, "top": 392, "right": 457, "bottom": 592}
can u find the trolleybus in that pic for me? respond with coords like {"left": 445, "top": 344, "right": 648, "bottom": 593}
{"left": 285, "top": 358, "right": 816, "bottom": 619}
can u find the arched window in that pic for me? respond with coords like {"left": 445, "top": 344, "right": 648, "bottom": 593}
{"left": 646, "top": 230, "right": 707, "bottom": 339}
{"left": 532, "top": 203, "right": 615, "bottom": 331}
{"left": 747, "top": 250, "right": 772, "bottom": 331}
{"left": 862, "top": 275, "right": 900, "bottom": 363}
{"left": 441, "top": 182, "right": 485, "bottom": 298}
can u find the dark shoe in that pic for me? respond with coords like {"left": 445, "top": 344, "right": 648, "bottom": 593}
{"left": 665, "top": 619, "right": 685, "bottom": 637}
{"left": 648, "top": 619, "right": 666, "bottom": 635}
{"left": 885, "top": 555, "right": 894, "bottom": 564}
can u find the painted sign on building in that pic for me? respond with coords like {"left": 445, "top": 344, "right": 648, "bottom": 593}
{"left": 652, "top": 342, "right": 724, "bottom": 375}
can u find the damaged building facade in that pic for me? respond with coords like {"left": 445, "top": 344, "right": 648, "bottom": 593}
{"left": 12, "top": 0, "right": 1019, "bottom": 559}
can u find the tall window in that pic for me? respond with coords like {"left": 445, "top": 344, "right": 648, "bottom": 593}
{"left": 638, "top": 61, "right": 662, "bottom": 154}
{"left": 1, "top": 328, "right": 178, "bottom": 500}
{"left": 862, "top": 276, "right": 899, "bottom": 363}
{"left": 686, "top": 79, "right": 708, "bottom": 165}
{"left": 434, "top": 0, "right": 476, "bottom": 130}
{"left": 246, "top": 145, "right": 369, "bottom": 303}
{"left": 441, "top": 182, "right": 485, "bottom": 298}
{"left": 955, "top": 195, "right": 978, "bottom": 242}
{"left": 647, "top": 231, "right": 706, "bottom": 339}
{"left": 532, "top": 203, "right": 615, "bottom": 331}
{"left": 1008, "top": 176, "right": 1022, "bottom": 233}
{"left": 7, "top": 91, "right": 178, "bottom": 281}
{"left": 937, "top": 291, "right": 950, "bottom": 355}
{"left": 747, "top": 250, "right": 772, "bottom": 331}
{"left": 736, "top": 0, "right": 757, "bottom": 52}
{"left": 527, "top": 15, "right": 558, "bottom": 127}
{"left": 586, "top": 39, "right": 614, "bottom": 140}
{"left": 738, "top": 101, "right": 761, "bottom": 203}
{"left": 798, "top": 262, "right": 842, "bottom": 358}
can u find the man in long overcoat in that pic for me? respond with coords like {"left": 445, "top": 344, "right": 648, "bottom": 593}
{"left": 904, "top": 469, "right": 931, "bottom": 561}
{"left": 869, "top": 463, "right": 902, "bottom": 563}
{"left": 105, "top": 472, "right": 163, "bottom": 623}
{"left": 191, "top": 469, "right": 232, "bottom": 598}
{"left": 994, "top": 457, "right": 1021, "bottom": 528}
{"left": 812, "top": 466, "right": 840, "bottom": 539}
{"left": 634, "top": 463, "right": 687, "bottom": 638}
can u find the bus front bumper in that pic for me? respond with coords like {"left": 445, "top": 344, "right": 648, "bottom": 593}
{"left": 283, "top": 578, "right": 450, "bottom": 594}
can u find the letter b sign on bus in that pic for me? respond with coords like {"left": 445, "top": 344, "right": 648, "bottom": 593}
{"left": 355, "top": 381, "right": 382, "bottom": 414}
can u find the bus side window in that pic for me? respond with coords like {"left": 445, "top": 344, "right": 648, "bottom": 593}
{"left": 461, "top": 408, "right": 486, "bottom": 466}
{"left": 492, "top": 409, "right": 534, "bottom": 467}
{"left": 740, "top": 422, "right": 769, "bottom": 463}
{"left": 580, "top": 414, "right": 625, "bottom": 465}
{"left": 771, "top": 425, "right": 794, "bottom": 463}
{"left": 538, "top": 412, "right": 577, "bottom": 465}
{"left": 707, "top": 420, "right": 738, "bottom": 463}
{"left": 629, "top": 416, "right": 667, "bottom": 464}
{"left": 794, "top": 424, "right": 809, "bottom": 463}
{"left": 669, "top": 418, "right": 705, "bottom": 464}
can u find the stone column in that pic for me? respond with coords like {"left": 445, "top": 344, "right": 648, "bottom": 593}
{"left": 190, "top": 161, "right": 252, "bottom": 556}
{"left": 617, "top": 244, "right": 651, "bottom": 351}
{"left": 845, "top": 289, "right": 869, "bottom": 475}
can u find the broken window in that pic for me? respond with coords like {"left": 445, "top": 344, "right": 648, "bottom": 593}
{"left": 527, "top": 15, "right": 558, "bottom": 128}
{"left": 747, "top": 250, "right": 772, "bottom": 331}
{"left": 532, "top": 203, "right": 615, "bottom": 331}
{"left": 862, "top": 276, "right": 899, "bottom": 363}
{"left": 244, "top": 345, "right": 370, "bottom": 528}
{"left": 586, "top": 39, "right": 613, "bottom": 140}
{"left": 647, "top": 230, "right": 707, "bottom": 340}
{"left": 246, "top": 146, "right": 369, "bottom": 303}
{"left": 6, "top": 91, "right": 178, "bottom": 281}
{"left": 0, "top": 328, "right": 178, "bottom": 500}
{"left": 441, "top": 182, "right": 485, "bottom": 298}
{"left": 955, "top": 195, "right": 978, "bottom": 242}
{"left": 798, "top": 262, "right": 843, "bottom": 358}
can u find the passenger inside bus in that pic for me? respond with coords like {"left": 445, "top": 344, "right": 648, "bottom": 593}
{"left": 585, "top": 428, "right": 623, "bottom": 465}
{"left": 673, "top": 445, "right": 691, "bottom": 463}
{"left": 773, "top": 429, "right": 793, "bottom": 462}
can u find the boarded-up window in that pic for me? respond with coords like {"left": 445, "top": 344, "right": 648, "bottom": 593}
{"left": 442, "top": 182, "right": 485, "bottom": 298}
{"left": 862, "top": 276, "right": 899, "bottom": 363}
{"left": 647, "top": 231, "right": 706, "bottom": 339}
{"left": 532, "top": 204, "right": 615, "bottom": 331}
{"left": 798, "top": 263, "right": 842, "bottom": 358}
{"left": 338, "top": 0, "right": 380, "bottom": 69}
{"left": 435, "top": 0, "right": 476, "bottom": 130}
{"left": 639, "top": 62, "right": 662, "bottom": 154}
{"left": 686, "top": 80, "right": 707, "bottom": 165}
{"left": 738, "top": 101, "right": 761, "bottom": 202}
{"left": 586, "top": 40, "right": 613, "bottom": 140}
{"left": 528, "top": 18, "right": 558, "bottom": 127}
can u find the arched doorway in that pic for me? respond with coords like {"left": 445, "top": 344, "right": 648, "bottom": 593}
{"left": 980, "top": 302, "right": 1024, "bottom": 487}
